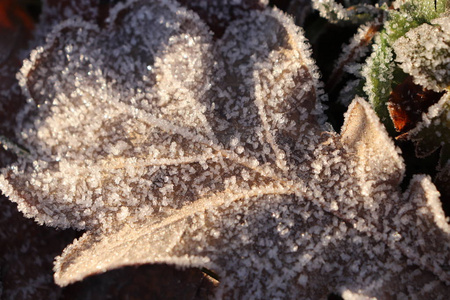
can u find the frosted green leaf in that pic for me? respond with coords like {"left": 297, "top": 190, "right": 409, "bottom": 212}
{"left": 390, "top": 0, "right": 448, "bottom": 33}
{"left": 382, "top": 3, "right": 450, "bottom": 161}
{"left": 362, "top": 0, "right": 449, "bottom": 130}
{"left": 393, "top": 16, "right": 450, "bottom": 92}
{"left": 362, "top": 31, "right": 395, "bottom": 125}
{"left": 0, "top": 0, "right": 449, "bottom": 299}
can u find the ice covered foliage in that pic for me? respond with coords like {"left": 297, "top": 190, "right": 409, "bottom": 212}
{"left": 393, "top": 16, "right": 450, "bottom": 92}
{"left": 392, "top": 16, "right": 450, "bottom": 159}
{"left": 0, "top": 0, "right": 449, "bottom": 298}
{"left": 360, "top": 0, "right": 450, "bottom": 170}
{"left": 311, "top": 0, "right": 387, "bottom": 24}
{"left": 362, "top": 0, "right": 449, "bottom": 124}
{"left": 306, "top": 1, "right": 389, "bottom": 106}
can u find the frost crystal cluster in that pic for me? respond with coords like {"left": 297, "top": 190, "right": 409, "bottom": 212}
{"left": 0, "top": 0, "right": 449, "bottom": 299}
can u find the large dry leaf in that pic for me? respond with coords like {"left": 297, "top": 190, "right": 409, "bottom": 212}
{"left": 0, "top": 0, "right": 449, "bottom": 298}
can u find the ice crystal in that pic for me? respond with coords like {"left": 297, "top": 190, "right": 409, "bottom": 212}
{"left": 0, "top": 0, "right": 449, "bottom": 299}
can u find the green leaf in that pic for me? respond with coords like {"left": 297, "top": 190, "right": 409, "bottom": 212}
{"left": 393, "top": 16, "right": 450, "bottom": 92}
{"left": 362, "top": 31, "right": 395, "bottom": 129}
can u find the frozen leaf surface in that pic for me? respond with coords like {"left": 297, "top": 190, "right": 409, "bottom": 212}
{"left": 393, "top": 16, "right": 450, "bottom": 92}
{"left": 0, "top": 0, "right": 449, "bottom": 299}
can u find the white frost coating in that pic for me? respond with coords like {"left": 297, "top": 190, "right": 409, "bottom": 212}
{"left": 2, "top": 0, "right": 224, "bottom": 230}
{"left": 340, "top": 22, "right": 378, "bottom": 65}
{"left": 311, "top": 0, "right": 382, "bottom": 24}
{"left": 0, "top": 0, "right": 449, "bottom": 299}
{"left": 393, "top": 16, "right": 450, "bottom": 92}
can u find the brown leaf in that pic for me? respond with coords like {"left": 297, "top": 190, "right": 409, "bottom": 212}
{"left": 0, "top": 1, "right": 449, "bottom": 299}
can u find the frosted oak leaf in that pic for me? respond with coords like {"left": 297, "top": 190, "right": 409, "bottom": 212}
{"left": 0, "top": 0, "right": 449, "bottom": 298}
